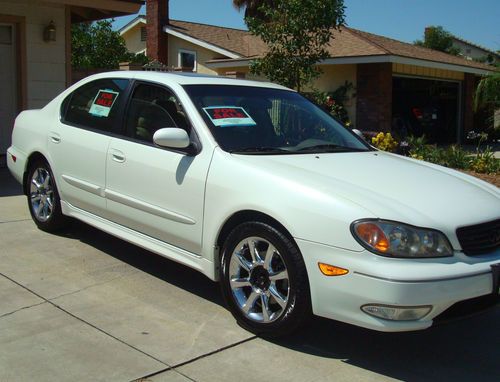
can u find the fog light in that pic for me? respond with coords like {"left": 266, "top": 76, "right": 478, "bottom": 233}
{"left": 318, "top": 263, "right": 349, "bottom": 276}
{"left": 361, "top": 304, "right": 432, "bottom": 321}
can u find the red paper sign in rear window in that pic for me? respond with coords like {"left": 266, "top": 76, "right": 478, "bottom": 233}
{"left": 89, "top": 89, "right": 120, "bottom": 117}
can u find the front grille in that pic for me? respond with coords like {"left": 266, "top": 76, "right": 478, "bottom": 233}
{"left": 456, "top": 219, "right": 500, "bottom": 256}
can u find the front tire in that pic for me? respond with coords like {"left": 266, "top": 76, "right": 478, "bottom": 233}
{"left": 26, "top": 159, "right": 67, "bottom": 232}
{"left": 220, "top": 222, "right": 311, "bottom": 337}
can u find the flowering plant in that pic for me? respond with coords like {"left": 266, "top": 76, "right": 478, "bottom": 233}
{"left": 372, "top": 132, "right": 398, "bottom": 152}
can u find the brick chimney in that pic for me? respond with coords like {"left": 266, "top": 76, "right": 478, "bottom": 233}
{"left": 146, "top": 0, "right": 169, "bottom": 65}
{"left": 424, "top": 26, "right": 432, "bottom": 40}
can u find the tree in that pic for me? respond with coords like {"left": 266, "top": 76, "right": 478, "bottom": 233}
{"left": 72, "top": 20, "right": 133, "bottom": 69}
{"left": 243, "top": 0, "right": 345, "bottom": 92}
{"left": 414, "top": 26, "right": 460, "bottom": 56}
{"left": 474, "top": 71, "right": 500, "bottom": 112}
{"left": 233, "top": 0, "right": 274, "bottom": 18}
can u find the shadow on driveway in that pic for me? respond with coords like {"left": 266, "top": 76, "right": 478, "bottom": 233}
{"left": 50, "top": 217, "right": 499, "bottom": 382}
{"left": 53, "top": 220, "right": 224, "bottom": 307}
{"left": 271, "top": 310, "right": 500, "bottom": 382}
{"left": 0, "top": 167, "right": 23, "bottom": 197}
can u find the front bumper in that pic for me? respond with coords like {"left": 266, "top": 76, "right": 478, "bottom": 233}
{"left": 297, "top": 239, "right": 499, "bottom": 332}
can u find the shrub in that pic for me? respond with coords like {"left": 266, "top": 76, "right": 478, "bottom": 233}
{"left": 372, "top": 132, "right": 398, "bottom": 152}
{"left": 406, "top": 135, "right": 499, "bottom": 174}
{"left": 470, "top": 147, "right": 499, "bottom": 174}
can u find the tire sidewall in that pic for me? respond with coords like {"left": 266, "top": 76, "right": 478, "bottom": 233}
{"left": 26, "top": 159, "right": 65, "bottom": 231}
{"left": 220, "top": 221, "right": 310, "bottom": 336}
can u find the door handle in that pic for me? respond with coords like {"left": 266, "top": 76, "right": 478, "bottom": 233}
{"left": 49, "top": 132, "right": 61, "bottom": 144}
{"left": 110, "top": 149, "right": 126, "bottom": 163}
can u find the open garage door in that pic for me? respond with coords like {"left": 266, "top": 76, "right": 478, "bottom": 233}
{"left": 392, "top": 76, "right": 460, "bottom": 144}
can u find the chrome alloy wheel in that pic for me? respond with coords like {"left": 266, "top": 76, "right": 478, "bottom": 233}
{"left": 229, "top": 236, "right": 290, "bottom": 323}
{"left": 29, "top": 168, "right": 54, "bottom": 222}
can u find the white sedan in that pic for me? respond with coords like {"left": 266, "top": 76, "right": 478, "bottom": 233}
{"left": 7, "top": 71, "right": 500, "bottom": 336}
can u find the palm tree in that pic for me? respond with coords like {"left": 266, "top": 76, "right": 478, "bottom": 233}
{"left": 232, "top": 0, "right": 274, "bottom": 19}
{"left": 474, "top": 71, "right": 500, "bottom": 111}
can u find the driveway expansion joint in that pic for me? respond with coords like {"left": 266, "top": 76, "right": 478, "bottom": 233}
{"left": 48, "top": 270, "right": 140, "bottom": 301}
{"left": 0, "top": 271, "right": 171, "bottom": 368}
{"left": 135, "top": 335, "right": 257, "bottom": 381}
{"left": 0, "top": 301, "right": 47, "bottom": 319}
{"left": 0, "top": 218, "right": 31, "bottom": 224}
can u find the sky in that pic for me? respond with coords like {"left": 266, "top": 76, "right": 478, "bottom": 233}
{"left": 113, "top": 0, "right": 500, "bottom": 52}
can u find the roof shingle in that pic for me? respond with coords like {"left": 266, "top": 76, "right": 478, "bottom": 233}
{"left": 124, "top": 17, "right": 494, "bottom": 72}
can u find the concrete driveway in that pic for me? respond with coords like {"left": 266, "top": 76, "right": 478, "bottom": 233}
{"left": 0, "top": 168, "right": 499, "bottom": 382}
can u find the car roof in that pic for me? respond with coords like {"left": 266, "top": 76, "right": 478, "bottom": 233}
{"left": 89, "top": 71, "right": 293, "bottom": 91}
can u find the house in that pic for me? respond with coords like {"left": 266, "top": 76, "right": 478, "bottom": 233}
{"left": 451, "top": 36, "right": 499, "bottom": 65}
{"left": 0, "top": 0, "right": 142, "bottom": 159}
{"left": 122, "top": 0, "right": 495, "bottom": 145}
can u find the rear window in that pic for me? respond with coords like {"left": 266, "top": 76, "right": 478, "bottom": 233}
{"left": 61, "top": 78, "right": 129, "bottom": 133}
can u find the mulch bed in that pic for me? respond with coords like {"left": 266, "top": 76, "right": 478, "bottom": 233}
{"left": 463, "top": 171, "right": 500, "bottom": 188}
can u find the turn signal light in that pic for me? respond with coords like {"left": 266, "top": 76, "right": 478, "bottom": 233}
{"left": 318, "top": 263, "right": 349, "bottom": 276}
{"left": 354, "top": 222, "right": 389, "bottom": 252}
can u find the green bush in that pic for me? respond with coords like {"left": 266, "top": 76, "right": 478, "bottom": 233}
{"left": 407, "top": 135, "right": 499, "bottom": 174}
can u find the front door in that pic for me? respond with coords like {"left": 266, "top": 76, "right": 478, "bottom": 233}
{"left": 0, "top": 23, "right": 17, "bottom": 154}
{"left": 105, "top": 82, "right": 211, "bottom": 255}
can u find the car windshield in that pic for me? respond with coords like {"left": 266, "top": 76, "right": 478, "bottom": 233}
{"left": 183, "top": 85, "right": 371, "bottom": 154}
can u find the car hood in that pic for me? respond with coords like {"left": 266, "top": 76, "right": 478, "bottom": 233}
{"left": 234, "top": 151, "right": 500, "bottom": 245}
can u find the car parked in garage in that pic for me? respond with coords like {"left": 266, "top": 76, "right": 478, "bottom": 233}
{"left": 7, "top": 71, "right": 500, "bottom": 336}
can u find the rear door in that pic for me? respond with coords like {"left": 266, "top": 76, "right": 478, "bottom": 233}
{"left": 51, "top": 78, "right": 129, "bottom": 216}
{"left": 104, "top": 82, "right": 212, "bottom": 254}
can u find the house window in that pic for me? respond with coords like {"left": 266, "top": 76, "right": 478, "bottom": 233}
{"left": 178, "top": 49, "right": 197, "bottom": 72}
{"left": 140, "top": 27, "right": 147, "bottom": 42}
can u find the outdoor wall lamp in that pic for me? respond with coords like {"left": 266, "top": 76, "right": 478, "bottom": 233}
{"left": 43, "top": 21, "right": 56, "bottom": 42}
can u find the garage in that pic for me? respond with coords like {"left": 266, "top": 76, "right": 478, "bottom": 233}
{"left": 0, "top": 22, "right": 17, "bottom": 156}
{"left": 392, "top": 76, "right": 460, "bottom": 145}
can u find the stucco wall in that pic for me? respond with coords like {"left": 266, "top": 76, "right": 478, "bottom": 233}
{"left": 167, "top": 35, "right": 225, "bottom": 75}
{"left": 121, "top": 21, "right": 146, "bottom": 54}
{"left": 452, "top": 39, "right": 492, "bottom": 61}
{"left": 313, "top": 64, "right": 357, "bottom": 126}
{"left": 121, "top": 23, "right": 230, "bottom": 75}
{"left": 0, "top": 0, "right": 66, "bottom": 109}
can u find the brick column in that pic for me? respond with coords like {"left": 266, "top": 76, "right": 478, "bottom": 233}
{"left": 356, "top": 63, "right": 393, "bottom": 132}
{"left": 146, "top": 0, "right": 169, "bottom": 65}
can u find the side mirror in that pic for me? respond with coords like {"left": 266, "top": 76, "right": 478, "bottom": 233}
{"left": 153, "top": 128, "right": 190, "bottom": 149}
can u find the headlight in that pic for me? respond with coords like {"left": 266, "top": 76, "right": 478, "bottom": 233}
{"left": 351, "top": 219, "right": 453, "bottom": 258}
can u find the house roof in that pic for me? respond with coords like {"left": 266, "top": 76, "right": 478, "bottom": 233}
{"left": 451, "top": 35, "right": 500, "bottom": 58}
{"left": 168, "top": 20, "right": 257, "bottom": 57}
{"left": 119, "top": 16, "right": 494, "bottom": 74}
{"left": 71, "top": 0, "right": 143, "bottom": 23}
{"left": 343, "top": 28, "right": 494, "bottom": 71}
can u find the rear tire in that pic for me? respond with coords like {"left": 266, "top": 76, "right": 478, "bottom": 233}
{"left": 220, "top": 221, "right": 311, "bottom": 337}
{"left": 26, "top": 159, "right": 67, "bottom": 232}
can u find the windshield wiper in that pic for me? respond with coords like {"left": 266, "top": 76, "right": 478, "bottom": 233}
{"left": 296, "top": 144, "right": 367, "bottom": 153}
{"left": 229, "top": 147, "right": 289, "bottom": 154}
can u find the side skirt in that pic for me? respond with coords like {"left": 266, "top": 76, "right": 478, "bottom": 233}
{"left": 61, "top": 201, "right": 216, "bottom": 280}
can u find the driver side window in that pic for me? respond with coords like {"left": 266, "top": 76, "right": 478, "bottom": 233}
{"left": 125, "top": 83, "right": 188, "bottom": 143}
